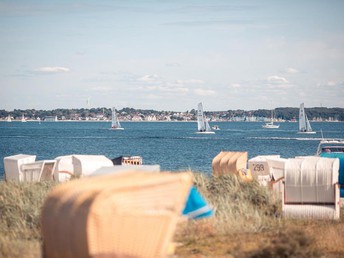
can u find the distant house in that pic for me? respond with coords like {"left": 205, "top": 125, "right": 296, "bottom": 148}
{"left": 44, "top": 116, "right": 58, "bottom": 122}
{"left": 132, "top": 115, "right": 143, "bottom": 121}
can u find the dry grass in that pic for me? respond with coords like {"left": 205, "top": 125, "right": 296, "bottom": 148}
{"left": 1, "top": 174, "right": 344, "bottom": 257}
{"left": 175, "top": 173, "right": 344, "bottom": 257}
{"left": 0, "top": 181, "right": 57, "bottom": 258}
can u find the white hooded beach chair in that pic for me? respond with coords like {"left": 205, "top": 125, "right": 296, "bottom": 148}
{"left": 282, "top": 157, "right": 340, "bottom": 219}
{"left": 4, "top": 154, "right": 56, "bottom": 182}
{"left": 4, "top": 154, "right": 36, "bottom": 181}
{"left": 72, "top": 155, "right": 113, "bottom": 177}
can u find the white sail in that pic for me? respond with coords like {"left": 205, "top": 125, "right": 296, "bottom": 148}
{"left": 196, "top": 102, "right": 214, "bottom": 134}
{"left": 111, "top": 107, "right": 123, "bottom": 130}
{"left": 298, "top": 103, "right": 315, "bottom": 134}
{"left": 205, "top": 119, "right": 212, "bottom": 132}
{"left": 6, "top": 115, "right": 11, "bottom": 122}
{"left": 197, "top": 103, "right": 205, "bottom": 131}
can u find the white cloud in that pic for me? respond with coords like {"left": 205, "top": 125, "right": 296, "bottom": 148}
{"left": 137, "top": 74, "right": 160, "bottom": 82}
{"left": 176, "top": 79, "right": 204, "bottom": 84}
{"left": 230, "top": 83, "right": 241, "bottom": 88}
{"left": 267, "top": 75, "right": 288, "bottom": 83}
{"left": 285, "top": 67, "right": 299, "bottom": 74}
{"left": 316, "top": 80, "right": 344, "bottom": 87}
{"left": 161, "top": 86, "right": 189, "bottom": 93}
{"left": 165, "top": 62, "right": 181, "bottom": 67}
{"left": 90, "top": 86, "right": 112, "bottom": 92}
{"left": 34, "top": 66, "right": 70, "bottom": 73}
{"left": 194, "top": 88, "right": 216, "bottom": 96}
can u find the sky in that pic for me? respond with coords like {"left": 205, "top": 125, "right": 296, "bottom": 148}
{"left": 1, "top": 0, "right": 344, "bottom": 111}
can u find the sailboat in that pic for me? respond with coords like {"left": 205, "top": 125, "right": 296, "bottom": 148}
{"left": 21, "top": 114, "right": 27, "bottom": 122}
{"left": 298, "top": 103, "right": 316, "bottom": 134}
{"left": 196, "top": 102, "right": 215, "bottom": 134}
{"left": 6, "top": 115, "right": 11, "bottom": 122}
{"left": 111, "top": 107, "right": 124, "bottom": 130}
{"left": 262, "top": 110, "right": 280, "bottom": 129}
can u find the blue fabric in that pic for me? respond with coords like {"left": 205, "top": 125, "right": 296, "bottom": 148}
{"left": 182, "top": 186, "right": 213, "bottom": 219}
{"left": 320, "top": 153, "right": 344, "bottom": 197}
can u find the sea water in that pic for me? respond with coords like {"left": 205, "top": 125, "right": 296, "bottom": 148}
{"left": 0, "top": 121, "right": 343, "bottom": 179}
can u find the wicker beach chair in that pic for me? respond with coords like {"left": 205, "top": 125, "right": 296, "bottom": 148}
{"left": 211, "top": 151, "right": 228, "bottom": 175}
{"left": 20, "top": 160, "right": 56, "bottom": 182}
{"left": 41, "top": 171, "right": 193, "bottom": 258}
{"left": 282, "top": 157, "right": 340, "bottom": 219}
{"left": 212, "top": 151, "right": 252, "bottom": 181}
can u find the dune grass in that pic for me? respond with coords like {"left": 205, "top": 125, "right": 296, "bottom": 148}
{"left": 175, "top": 173, "right": 344, "bottom": 257}
{"left": 0, "top": 181, "right": 57, "bottom": 258}
{"left": 0, "top": 174, "right": 343, "bottom": 257}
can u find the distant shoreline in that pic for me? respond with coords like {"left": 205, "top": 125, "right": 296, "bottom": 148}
{"left": 1, "top": 120, "right": 343, "bottom": 123}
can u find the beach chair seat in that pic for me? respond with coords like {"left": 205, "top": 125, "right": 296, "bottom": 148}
{"left": 21, "top": 160, "right": 56, "bottom": 182}
{"left": 282, "top": 157, "right": 340, "bottom": 219}
{"left": 41, "top": 171, "right": 193, "bottom": 258}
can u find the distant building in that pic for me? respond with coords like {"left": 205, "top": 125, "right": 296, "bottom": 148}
{"left": 44, "top": 116, "right": 58, "bottom": 122}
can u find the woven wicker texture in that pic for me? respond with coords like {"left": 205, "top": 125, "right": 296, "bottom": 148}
{"left": 41, "top": 171, "right": 192, "bottom": 258}
{"left": 212, "top": 152, "right": 252, "bottom": 181}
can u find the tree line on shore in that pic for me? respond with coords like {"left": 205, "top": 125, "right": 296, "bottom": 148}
{"left": 0, "top": 107, "right": 344, "bottom": 121}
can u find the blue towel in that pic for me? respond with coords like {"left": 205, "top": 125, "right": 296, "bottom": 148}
{"left": 182, "top": 186, "right": 213, "bottom": 219}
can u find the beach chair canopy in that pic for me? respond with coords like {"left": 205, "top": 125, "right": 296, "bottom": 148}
{"left": 72, "top": 155, "right": 113, "bottom": 176}
{"left": 4, "top": 154, "right": 36, "bottom": 181}
{"left": 212, "top": 151, "right": 252, "bottom": 181}
{"left": 41, "top": 171, "right": 193, "bottom": 258}
{"left": 282, "top": 157, "right": 340, "bottom": 219}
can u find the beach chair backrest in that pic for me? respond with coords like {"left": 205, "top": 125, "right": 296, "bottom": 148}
{"left": 284, "top": 157, "right": 339, "bottom": 204}
{"left": 41, "top": 171, "right": 193, "bottom": 258}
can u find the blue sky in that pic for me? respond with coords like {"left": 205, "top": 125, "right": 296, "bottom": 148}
{"left": 1, "top": 0, "right": 343, "bottom": 111}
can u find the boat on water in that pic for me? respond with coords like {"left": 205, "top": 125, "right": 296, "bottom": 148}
{"left": 262, "top": 110, "right": 280, "bottom": 129}
{"left": 21, "top": 114, "right": 27, "bottom": 122}
{"left": 316, "top": 139, "right": 344, "bottom": 155}
{"left": 196, "top": 102, "right": 215, "bottom": 134}
{"left": 110, "top": 107, "right": 124, "bottom": 130}
{"left": 298, "top": 103, "right": 315, "bottom": 134}
{"left": 212, "top": 125, "right": 220, "bottom": 130}
{"left": 6, "top": 115, "right": 11, "bottom": 122}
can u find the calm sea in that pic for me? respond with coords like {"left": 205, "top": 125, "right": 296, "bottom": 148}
{"left": 1, "top": 121, "right": 343, "bottom": 179}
